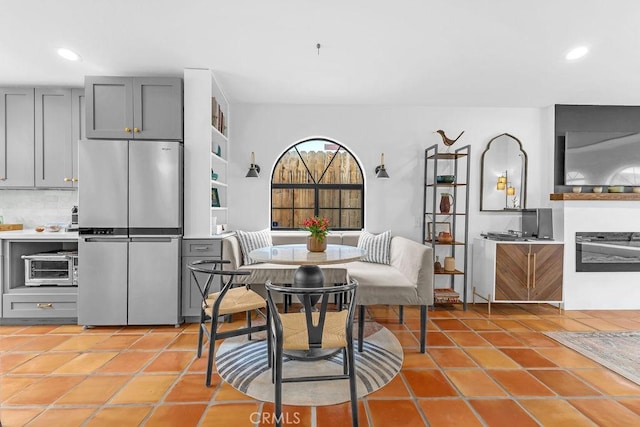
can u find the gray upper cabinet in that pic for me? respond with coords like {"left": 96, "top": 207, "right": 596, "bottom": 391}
{"left": 86, "top": 76, "right": 183, "bottom": 140}
{"left": 35, "top": 88, "right": 72, "bottom": 188}
{"left": 35, "top": 88, "right": 85, "bottom": 189}
{"left": 0, "top": 88, "right": 35, "bottom": 188}
{"left": 70, "top": 88, "right": 85, "bottom": 188}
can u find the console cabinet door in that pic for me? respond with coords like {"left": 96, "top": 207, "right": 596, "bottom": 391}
{"left": 0, "top": 88, "right": 35, "bottom": 187}
{"left": 85, "top": 76, "right": 133, "bottom": 139}
{"left": 529, "top": 244, "right": 564, "bottom": 301}
{"left": 133, "top": 77, "right": 183, "bottom": 140}
{"left": 35, "top": 88, "right": 72, "bottom": 188}
{"left": 495, "top": 244, "right": 529, "bottom": 301}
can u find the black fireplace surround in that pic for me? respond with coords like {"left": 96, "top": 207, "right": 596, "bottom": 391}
{"left": 576, "top": 232, "right": 640, "bottom": 272}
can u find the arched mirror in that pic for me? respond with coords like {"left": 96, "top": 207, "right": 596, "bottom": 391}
{"left": 480, "top": 133, "right": 528, "bottom": 211}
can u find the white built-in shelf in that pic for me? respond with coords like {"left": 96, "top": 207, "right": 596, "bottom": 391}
{"left": 211, "top": 153, "right": 227, "bottom": 165}
{"left": 211, "top": 126, "right": 228, "bottom": 142}
{"left": 183, "top": 68, "right": 229, "bottom": 238}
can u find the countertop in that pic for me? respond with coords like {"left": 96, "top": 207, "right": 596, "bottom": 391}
{"left": 475, "top": 236, "right": 564, "bottom": 244}
{"left": 0, "top": 230, "right": 79, "bottom": 240}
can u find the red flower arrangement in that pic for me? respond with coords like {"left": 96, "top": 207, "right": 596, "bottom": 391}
{"left": 301, "top": 216, "right": 330, "bottom": 242}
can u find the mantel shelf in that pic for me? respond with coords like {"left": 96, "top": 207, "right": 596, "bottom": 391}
{"left": 550, "top": 193, "right": 640, "bottom": 201}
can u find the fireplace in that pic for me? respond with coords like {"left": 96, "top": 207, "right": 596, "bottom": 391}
{"left": 576, "top": 232, "right": 640, "bottom": 272}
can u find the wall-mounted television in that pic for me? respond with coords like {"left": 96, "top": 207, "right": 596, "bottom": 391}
{"left": 564, "top": 131, "right": 640, "bottom": 186}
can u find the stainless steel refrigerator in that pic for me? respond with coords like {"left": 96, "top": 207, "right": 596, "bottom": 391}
{"left": 78, "top": 140, "right": 182, "bottom": 326}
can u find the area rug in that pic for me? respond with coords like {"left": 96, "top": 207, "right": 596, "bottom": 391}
{"left": 545, "top": 331, "right": 640, "bottom": 385}
{"left": 216, "top": 323, "right": 403, "bottom": 406}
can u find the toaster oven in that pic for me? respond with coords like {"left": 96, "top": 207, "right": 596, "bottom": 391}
{"left": 22, "top": 251, "right": 78, "bottom": 287}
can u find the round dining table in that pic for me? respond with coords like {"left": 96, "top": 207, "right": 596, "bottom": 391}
{"left": 249, "top": 243, "right": 366, "bottom": 287}
{"left": 249, "top": 243, "right": 366, "bottom": 360}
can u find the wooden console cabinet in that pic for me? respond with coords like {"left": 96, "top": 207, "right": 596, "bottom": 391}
{"left": 472, "top": 237, "right": 564, "bottom": 313}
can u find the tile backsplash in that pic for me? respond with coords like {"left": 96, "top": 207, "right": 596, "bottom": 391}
{"left": 0, "top": 190, "right": 77, "bottom": 229}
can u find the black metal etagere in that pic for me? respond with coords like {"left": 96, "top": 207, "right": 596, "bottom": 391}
{"left": 422, "top": 144, "right": 471, "bottom": 310}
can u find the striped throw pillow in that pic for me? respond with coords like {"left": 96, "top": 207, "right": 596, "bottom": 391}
{"left": 237, "top": 229, "right": 273, "bottom": 265}
{"left": 357, "top": 230, "right": 391, "bottom": 264}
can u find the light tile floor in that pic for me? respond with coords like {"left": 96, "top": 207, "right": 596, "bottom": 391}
{"left": 2, "top": 304, "right": 640, "bottom": 426}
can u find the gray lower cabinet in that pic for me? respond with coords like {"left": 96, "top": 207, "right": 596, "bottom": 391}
{"left": 181, "top": 238, "right": 223, "bottom": 318}
{"left": 3, "top": 293, "right": 77, "bottom": 318}
{"left": 85, "top": 76, "right": 183, "bottom": 140}
{"left": 0, "top": 88, "right": 35, "bottom": 187}
{"left": 2, "top": 239, "right": 79, "bottom": 320}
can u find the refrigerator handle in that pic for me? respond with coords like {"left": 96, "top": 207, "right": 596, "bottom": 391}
{"left": 84, "top": 238, "right": 130, "bottom": 243}
{"left": 130, "top": 237, "right": 175, "bottom": 243}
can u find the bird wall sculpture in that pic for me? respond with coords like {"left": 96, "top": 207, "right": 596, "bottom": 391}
{"left": 436, "top": 130, "right": 465, "bottom": 146}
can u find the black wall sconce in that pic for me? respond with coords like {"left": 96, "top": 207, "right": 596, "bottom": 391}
{"left": 246, "top": 151, "right": 261, "bottom": 178}
{"left": 375, "top": 153, "right": 389, "bottom": 178}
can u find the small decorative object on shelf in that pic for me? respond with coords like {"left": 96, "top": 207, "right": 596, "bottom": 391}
{"left": 436, "top": 130, "right": 465, "bottom": 147}
{"left": 439, "top": 193, "right": 454, "bottom": 213}
{"left": 593, "top": 186, "right": 603, "bottom": 193}
{"left": 438, "top": 232, "right": 453, "bottom": 244}
{"left": 436, "top": 175, "right": 456, "bottom": 184}
{"left": 434, "top": 256, "right": 443, "bottom": 273}
{"left": 211, "top": 97, "right": 218, "bottom": 127}
{"left": 302, "top": 216, "right": 329, "bottom": 252}
{"left": 211, "top": 187, "right": 220, "bottom": 207}
{"left": 572, "top": 186, "right": 582, "bottom": 193}
{"left": 434, "top": 288, "right": 461, "bottom": 304}
{"left": 444, "top": 256, "right": 456, "bottom": 272}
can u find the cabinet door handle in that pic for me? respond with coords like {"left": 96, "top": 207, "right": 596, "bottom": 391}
{"left": 0, "top": 177, "right": 5, "bottom": 181}
{"left": 124, "top": 127, "right": 132, "bottom": 132}
{"left": 526, "top": 252, "right": 531, "bottom": 289}
{"left": 134, "top": 127, "right": 140, "bottom": 133}
{"left": 36, "top": 303, "right": 53, "bottom": 309}
{"left": 64, "top": 177, "right": 71, "bottom": 182}
{"left": 532, "top": 252, "right": 537, "bottom": 289}
{"left": 72, "top": 177, "right": 78, "bottom": 182}
{"left": 192, "top": 246, "right": 210, "bottom": 251}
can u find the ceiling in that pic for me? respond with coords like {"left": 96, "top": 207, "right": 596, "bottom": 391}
{"left": 3, "top": 0, "right": 640, "bottom": 107}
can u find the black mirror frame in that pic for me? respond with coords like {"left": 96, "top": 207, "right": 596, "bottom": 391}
{"left": 480, "top": 133, "right": 528, "bottom": 212}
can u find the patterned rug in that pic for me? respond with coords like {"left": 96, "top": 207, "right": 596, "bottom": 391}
{"left": 545, "top": 331, "right": 640, "bottom": 385}
{"left": 216, "top": 323, "right": 403, "bottom": 406}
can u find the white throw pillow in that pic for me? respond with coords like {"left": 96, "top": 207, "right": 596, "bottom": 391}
{"left": 236, "top": 229, "right": 273, "bottom": 265}
{"left": 357, "top": 230, "right": 391, "bottom": 264}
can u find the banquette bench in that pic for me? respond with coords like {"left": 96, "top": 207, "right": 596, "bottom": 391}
{"left": 221, "top": 231, "right": 434, "bottom": 352}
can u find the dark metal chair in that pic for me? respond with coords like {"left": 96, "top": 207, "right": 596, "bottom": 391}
{"left": 188, "top": 260, "right": 269, "bottom": 387}
{"left": 265, "top": 280, "right": 359, "bottom": 427}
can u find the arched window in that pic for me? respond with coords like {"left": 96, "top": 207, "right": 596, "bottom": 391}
{"left": 271, "top": 138, "right": 364, "bottom": 231}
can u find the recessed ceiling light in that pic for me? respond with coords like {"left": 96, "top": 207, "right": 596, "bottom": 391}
{"left": 57, "top": 48, "right": 81, "bottom": 61}
{"left": 566, "top": 46, "right": 588, "bottom": 61}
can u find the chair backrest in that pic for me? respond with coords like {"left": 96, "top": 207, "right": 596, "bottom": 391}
{"left": 187, "top": 259, "right": 251, "bottom": 308}
{"left": 265, "top": 281, "right": 357, "bottom": 349}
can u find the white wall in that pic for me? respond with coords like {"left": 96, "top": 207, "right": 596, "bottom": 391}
{"left": 228, "top": 104, "right": 551, "bottom": 244}
{"left": 0, "top": 189, "right": 77, "bottom": 228}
